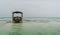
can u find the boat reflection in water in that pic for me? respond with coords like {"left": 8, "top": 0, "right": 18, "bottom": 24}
{"left": 9, "top": 23, "right": 23, "bottom": 35}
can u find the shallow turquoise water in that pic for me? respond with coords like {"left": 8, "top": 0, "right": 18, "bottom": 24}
{"left": 0, "top": 18, "right": 60, "bottom": 35}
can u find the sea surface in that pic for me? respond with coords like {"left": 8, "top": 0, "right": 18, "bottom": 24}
{"left": 0, "top": 17, "right": 60, "bottom": 35}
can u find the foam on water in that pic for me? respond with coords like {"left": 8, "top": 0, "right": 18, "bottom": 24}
{"left": 0, "top": 17, "right": 60, "bottom": 23}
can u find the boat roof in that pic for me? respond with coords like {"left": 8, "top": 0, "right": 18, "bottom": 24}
{"left": 12, "top": 11, "right": 23, "bottom": 14}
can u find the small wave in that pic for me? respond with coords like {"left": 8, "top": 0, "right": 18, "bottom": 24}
{"left": 0, "top": 18, "right": 60, "bottom": 23}
{"left": 23, "top": 19, "right": 50, "bottom": 23}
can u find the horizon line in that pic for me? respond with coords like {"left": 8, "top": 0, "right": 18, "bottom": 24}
{"left": 0, "top": 17, "right": 60, "bottom": 18}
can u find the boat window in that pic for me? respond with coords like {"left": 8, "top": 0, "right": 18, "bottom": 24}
{"left": 13, "top": 13, "right": 21, "bottom": 17}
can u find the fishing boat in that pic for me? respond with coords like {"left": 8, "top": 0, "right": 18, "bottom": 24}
{"left": 12, "top": 11, "right": 23, "bottom": 23}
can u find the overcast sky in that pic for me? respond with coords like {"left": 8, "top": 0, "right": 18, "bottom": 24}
{"left": 0, "top": 0, "right": 60, "bottom": 17}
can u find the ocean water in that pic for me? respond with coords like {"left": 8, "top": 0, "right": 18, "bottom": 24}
{"left": 0, "top": 17, "right": 60, "bottom": 35}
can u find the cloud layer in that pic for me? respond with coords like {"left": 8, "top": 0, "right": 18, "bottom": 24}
{"left": 0, "top": 0, "right": 59, "bottom": 17}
